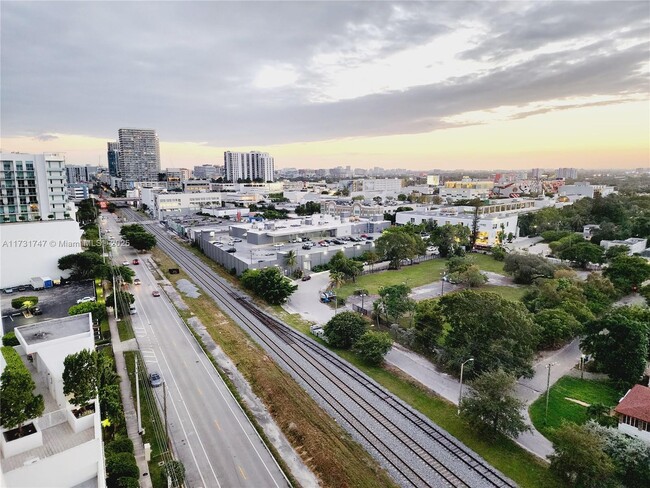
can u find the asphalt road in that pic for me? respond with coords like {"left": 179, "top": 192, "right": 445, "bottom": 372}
{"left": 103, "top": 214, "right": 288, "bottom": 488}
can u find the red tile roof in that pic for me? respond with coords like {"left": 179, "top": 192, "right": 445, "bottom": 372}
{"left": 614, "top": 385, "right": 650, "bottom": 423}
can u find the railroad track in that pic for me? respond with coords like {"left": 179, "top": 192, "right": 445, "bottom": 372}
{"left": 127, "top": 210, "right": 517, "bottom": 487}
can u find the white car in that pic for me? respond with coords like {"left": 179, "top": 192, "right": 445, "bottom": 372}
{"left": 273, "top": 243, "right": 284, "bottom": 248}
{"left": 76, "top": 296, "right": 96, "bottom": 304}
{"left": 122, "top": 261, "right": 129, "bottom": 266}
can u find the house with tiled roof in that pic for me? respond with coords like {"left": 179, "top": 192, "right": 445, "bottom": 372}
{"left": 614, "top": 384, "right": 650, "bottom": 444}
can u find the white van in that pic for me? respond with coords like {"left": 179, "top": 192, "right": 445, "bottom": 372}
{"left": 129, "top": 304, "right": 137, "bottom": 315}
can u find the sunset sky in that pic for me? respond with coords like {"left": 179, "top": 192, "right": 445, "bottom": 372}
{"left": 1, "top": 1, "right": 648, "bottom": 171}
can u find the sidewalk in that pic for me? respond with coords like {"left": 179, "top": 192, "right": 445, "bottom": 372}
{"left": 108, "top": 313, "right": 153, "bottom": 488}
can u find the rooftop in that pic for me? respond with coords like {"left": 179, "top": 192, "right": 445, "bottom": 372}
{"left": 615, "top": 384, "right": 650, "bottom": 423}
{"left": 16, "top": 313, "right": 91, "bottom": 346}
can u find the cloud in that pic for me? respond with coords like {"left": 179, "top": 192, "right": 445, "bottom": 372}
{"left": 33, "top": 133, "right": 58, "bottom": 141}
{"left": 1, "top": 1, "right": 648, "bottom": 147}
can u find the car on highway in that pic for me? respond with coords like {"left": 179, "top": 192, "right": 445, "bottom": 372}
{"left": 132, "top": 259, "right": 139, "bottom": 265}
{"left": 152, "top": 290, "right": 161, "bottom": 297}
{"left": 302, "top": 243, "right": 314, "bottom": 250}
{"left": 76, "top": 296, "right": 96, "bottom": 304}
{"left": 133, "top": 278, "right": 141, "bottom": 285}
{"left": 318, "top": 241, "right": 329, "bottom": 247}
{"left": 149, "top": 372, "right": 163, "bottom": 387}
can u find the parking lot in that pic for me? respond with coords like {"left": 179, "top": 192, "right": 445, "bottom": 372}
{"left": 1, "top": 280, "right": 96, "bottom": 334}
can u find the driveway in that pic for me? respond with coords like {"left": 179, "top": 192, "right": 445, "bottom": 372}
{"left": 283, "top": 271, "right": 336, "bottom": 324}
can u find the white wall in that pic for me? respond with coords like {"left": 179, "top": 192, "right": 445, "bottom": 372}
{"left": 0, "top": 220, "right": 83, "bottom": 288}
{"left": 618, "top": 422, "right": 650, "bottom": 444}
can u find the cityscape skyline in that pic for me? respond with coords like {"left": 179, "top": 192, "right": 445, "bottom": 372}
{"left": 1, "top": 1, "right": 648, "bottom": 170}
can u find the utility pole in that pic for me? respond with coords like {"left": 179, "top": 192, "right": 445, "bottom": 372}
{"left": 163, "top": 381, "right": 170, "bottom": 452}
{"left": 545, "top": 362, "right": 556, "bottom": 423}
{"left": 458, "top": 358, "right": 474, "bottom": 415}
{"left": 135, "top": 357, "right": 142, "bottom": 434}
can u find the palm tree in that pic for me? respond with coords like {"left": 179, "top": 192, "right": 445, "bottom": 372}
{"left": 329, "top": 271, "right": 346, "bottom": 289}
{"left": 372, "top": 300, "right": 383, "bottom": 327}
{"left": 284, "top": 250, "right": 297, "bottom": 274}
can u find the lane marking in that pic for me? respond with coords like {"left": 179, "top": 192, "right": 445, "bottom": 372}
{"left": 238, "top": 465, "right": 248, "bottom": 480}
{"left": 214, "top": 419, "right": 221, "bottom": 431}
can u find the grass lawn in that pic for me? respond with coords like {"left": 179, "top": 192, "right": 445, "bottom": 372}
{"left": 529, "top": 376, "right": 621, "bottom": 442}
{"left": 483, "top": 285, "right": 529, "bottom": 301}
{"left": 337, "top": 255, "right": 510, "bottom": 300}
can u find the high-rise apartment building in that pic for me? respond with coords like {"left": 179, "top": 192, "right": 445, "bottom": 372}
{"left": 65, "top": 165, "right": 99, "bottom": 184}
{"left": 556, "top": 167, "right": 578, "bottom": 179}
{"left": 117, "top": 128, "right": 160, "bottom": 184}
{"left": 193, "top": 164, "right": 221, "bottom": 179}
{"left": 0, "top": 153, "right": 71, "bottom": 223}
{"left": 107, "top": 141, "right": 119, "bottom": 177}
{"left": 224, "top": 151, "right": 274, "bottom": 182}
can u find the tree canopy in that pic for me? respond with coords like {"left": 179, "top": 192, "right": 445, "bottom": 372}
{"left": 323, "top": 311, "right": 368, "bottom": 349}
{"left": 329, "top": 251, "right": 363, "bottom": 283}
{"left": 68, "top": 301, "right": 107, "bottom": 323}
{"left": 581, "top": 306, "right": 649, "bottom": 388}
{"left": 63, "top": 349, "right": 98, "bottom": 407}
{"left": 440, "top": 290, "right": 538, "bottom": 378}
{"left": 603, "top": 255, "right": 650, "bottom": 293}
{"left": 503, "top": 253, "right": 555, "bottom": 284}
{"left": 353, "top": 331, "right": 393, "bottom": 365}
{"left": 240, "top": 267, "right": 298, "bottom": 305}
{"left": 377, "top": 283, "right": 415, "bottom": 324}
{"left": 375, "top": 227, "right": 426, "bottom": 269}
{"left": 460, "top": 370, "right": 529, "bottom": 439}
{"left": 0, "top": 347, "right": 45, "bottom": 432}
{"left": 429, "top": 223, "right": 471, "bottom": 258}
{"left": 413, "top": 299, "right": 445, "bottom": 353}
{"left": 58, "top": 251, "right": 105, "bottom": 280}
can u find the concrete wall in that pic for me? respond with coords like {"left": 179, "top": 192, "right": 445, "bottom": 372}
{"left": 0, "top": 220, "right": 82, "bottom": 288}
{"left": 618, "top": 422, "right": 650, "bottom": 444}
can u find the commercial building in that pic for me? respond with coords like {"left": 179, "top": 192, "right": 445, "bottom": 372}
{"left": 181, "top": 180, "right": 212, "bottom": 193}
{"left": 362, "top": 178, "right": 403, "bottom": 192}
{"left": 0, "top": 220, "right": 83, "bottom": 288}
{"left": 107, "top": 141, "right": 119, "bottom": 177}
{"left": 440, "top": 180, "right": 493, "bottom": 202}
{"left": 426, "top": 175, "right": 440, "bottom": 186}
{"left": 1, "top": 153, "right": 73, "bottom": 223}
{"left": 320, "top": 201, "right": 386, "bottom": 219}
{"left": 65, "top": 165, "right": 99, "bottom": 184}
{"left": 117, "top": 128, "right": 161, "bottom": 185}
{"left": 224, "top": 151, "right": 275, "bottom": 182}
{"left": 153, "top": 191, "right": 222, "bottom": 220}
{"left": 193, "top": 164, "right": 222, "bottom": 180}
{"left": 0, "top": 314, "right": 106, "bottom": 487}
{"left": 395, "top": 206, "right": 519, "bottom": 247}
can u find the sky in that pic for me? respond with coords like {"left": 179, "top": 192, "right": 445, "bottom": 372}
{"left": 1, "top": 1, "right": 649, "bottom": 171}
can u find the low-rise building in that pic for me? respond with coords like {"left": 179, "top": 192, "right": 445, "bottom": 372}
{"left": 614, "top": 385, "right": 650, "bottom": 444}
{"left": 320, "top": 201, "right": 386, "bottom": 220}
{"left": 395, "top": 206, "right": 519, "bottom": 247}
{"left": 362, "top": 178, "right": 403, "bottom": 192}
{"left": 440, "top": 180, "right": 493, "bottom": 202}
{"left": 154, "top": 191, "right": 222, "bottom": 220}
{"left": 67, "top": 183, "right": 90, "bottom": 202}
{"left": 600, "top": 237, "right": 647, "bottom": 255}
{"left": 559, "top": 182, "right": 616, "bottom": 199}
{"left": 181, "top": 180, "right": 211, "bottom": 193}
{"left": 0, "top": 313, "right": 105, "bottom": 487}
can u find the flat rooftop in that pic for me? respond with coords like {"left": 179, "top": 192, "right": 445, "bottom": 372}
{"left": 16, "top": 313, "right": 91, "bottom": 345}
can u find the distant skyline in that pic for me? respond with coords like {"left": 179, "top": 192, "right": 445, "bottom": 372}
{"left": 1, "top": 1, "right": 648, "bottom": 170}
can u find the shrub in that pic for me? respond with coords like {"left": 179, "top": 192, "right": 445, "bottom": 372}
{"left": 11, "top": 296, "right": 38, "bottom": 310}
{"left": 106, "top": 452, "right": 139, "bottom": 487}
{"left": 324, "top": 312, "right": 367, "bottom": 349}
{"left": 353, "top": 331, "right": 393, "bottom": 365}
{"left": 106, "top": 437, "right": 134, "bottom": 455}
{"left": 2, "top": 332, "right": 19, "bottom": 347}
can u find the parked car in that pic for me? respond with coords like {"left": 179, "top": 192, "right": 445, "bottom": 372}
{"left": 31, "top": 307, "right": 43, "bottom": 316}
{"left": 365, "top": 236, "right": 374, "bottom": 240}
{"left": 226, "top": 247, "right": 237, "bottom": 253}
{"left": 149, "top": 372, "right": 163, "bottom": 387}
{"left": 76, "top": 296, "right": 96, "bottom": 304}
{"left": 122, "top": 261, "right": 129, "bottom": 266}
{"left": 273, "top": 243, "right": 284, "bottom": 248}
{"left": 232, "top": 238, "right": 243, "bottom": 242}
{"left": 133, "top": 278, "right": 141, "bottom": 285}
{"left": 152, "top": 290, "right": 160, "bottom": 297}
{"left": 3, "top": 288, "right": 14, "bottom": 294}
{"left": 301, "top": 274, "right": 312, "bottom": 281}
{"left": 132, "top": 259, "right": 139, "bottom": 265}
{"left": 319, "top": 241, "right": 329, "bottom": 247}
{"left": 302, "top": 243, "right": 312, "bottom": 250}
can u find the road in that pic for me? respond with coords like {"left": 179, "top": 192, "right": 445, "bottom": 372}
{"left": 102, "top": 214, "right": 289, "bottom": 488}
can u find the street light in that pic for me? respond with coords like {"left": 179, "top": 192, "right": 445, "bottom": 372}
{"left": 458, "top": 358, "right": 474, "bottom": 415}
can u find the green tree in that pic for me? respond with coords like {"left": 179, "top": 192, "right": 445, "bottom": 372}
{"left": 115, "top": 265, "right": 135, "bottom": 284}
{"left": 460, "top": 370, "right": 529, "bottom": 439}
{"left": 586, "top": 421, "right": 650, "bottom": 487}
{"left": 603, "top": 255, "right": 650, "bottom": 293}
{"left": 549, "top": 423, "right": 615, "bottom": 487}
{"left": 430, "top": 223, "right": 471, "bottom": 257}
{"left": 162, "top": 460, "right": 186, "bottom": 487}
{"left": 68, "top": 301, "right": 107, "bottom": 324}
{"left": 375, "top": 227, "right": 426, "bottom": 269}
{"left": 378, "top": 283, "right": 415, "bottom": 324}
{"left": 559, "top": 242, "right": 605, "bottom": 269}
{"left": 503, "top": 253, "right": 555, "bottom": 284}
{"left": 63, "top": 349, "right": 98, "bottom": 408}
{"left": 451, "top": 264, "right": 488, "bottom": 288}
{"left": 58, "top": 251, "right": 105, "bottom": 280}
{"left": 11, "top": 296, "right": 38, "bottom": 310}
{"left": 329, "top": 271, "right": 346, "bottom": 289}
{"left": 0, "top": 350, "right": 45, "bottom": 434}
{"left": 100, "top": 384, "right": 123, "bottom": 437}
{"left": 581, "top": 307, "right": 649, "bottom": 388}
{"left": 106, "top": 452, "right": 139, "bottom": 488}
{"left": 126, "top": 231, "right": 156, "bottom": 251}
{"left": 106, "top": 291, "right": 135, "bottom": 317}
{"left": 323, "top": 311, "right": 367, "bottom": 349}
{"left": 604, "top": 245, "right": 630, "bottom": 261}
{"left": 353, "top": 331, "right": 393, "bottom": 365}
{"left": 580, "top": 274, "right": 618, "bottom": 315}
{"left": 491, "top": 246, "right": 506, "bottom": 261}
{"left": 329, "top": 251, "right": 363, "bottom": 282}
{"left": 440, "top": 291, "right": 538, "bottom": 378}
{"left": 534, "top": 308, "right": 582, "bottom": 350}
{"left": 240, "top": 267, "right": 298, "bottom": 305}
{"left": 413, "top": 299, "right": 445, "bottom": 352}
{"left": 284, "top": 250, "right": 298, "bottom": 274}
